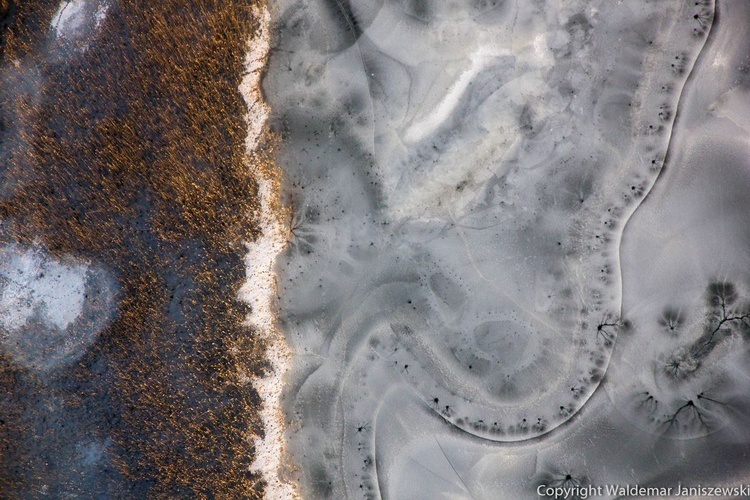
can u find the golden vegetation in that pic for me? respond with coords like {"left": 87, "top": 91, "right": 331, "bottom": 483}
{"left": 0, "top": 0, "right": 272, "bottom": 497}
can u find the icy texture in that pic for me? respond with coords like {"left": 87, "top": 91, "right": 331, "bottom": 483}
{"left": 608, "top": 0, "right": 750, "bottom": 442}
{"left": 0, "top": 244, "right": 86, "bottom": 332}
{"left": 263, "top": 0, "right": 750, "bottom": 497}
{"left": 50, "top": 0, "right": 109, "bottom": 56}
{"left": 0, "top": 244, "right": 118, "bottom": 373}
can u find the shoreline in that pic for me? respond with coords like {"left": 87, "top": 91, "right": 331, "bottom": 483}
{"left": 238, "top": 4, "right": 297, "bottom": 499}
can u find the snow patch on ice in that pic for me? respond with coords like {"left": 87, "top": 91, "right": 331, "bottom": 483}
{"left": 50, "top": 0, "right": 109, "bottom": 54}
{"left": 0, "top": 243, "right": 118, "bottom": 373}
{"left": 0, "top": 244, "right": 86, "bottom": 332}
{"left": 52, "top": 0, "right": 88, "bottom": 35}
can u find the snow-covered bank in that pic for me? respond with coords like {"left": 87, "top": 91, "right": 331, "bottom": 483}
{"left": 238, "top": 4, "right": 297, "bottom": 499}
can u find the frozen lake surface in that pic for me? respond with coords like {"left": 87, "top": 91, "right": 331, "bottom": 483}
{"left": 263, "top": 0, "right": 750, "bottom": 497}
{"left": 1, "top": 0, "right": 749, "bottom": 497}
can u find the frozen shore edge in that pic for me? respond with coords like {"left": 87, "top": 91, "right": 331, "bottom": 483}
{"left": 238, "top": 4, "right": 297, "bottom": 499}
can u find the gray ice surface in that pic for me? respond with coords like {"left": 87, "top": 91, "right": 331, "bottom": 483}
{"left": 264, "top": 0, "right": 750, "bottom": 497}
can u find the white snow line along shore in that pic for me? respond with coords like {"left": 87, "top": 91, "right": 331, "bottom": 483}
{"left": 239, "top": 5, "right": 298, "bottom": 499}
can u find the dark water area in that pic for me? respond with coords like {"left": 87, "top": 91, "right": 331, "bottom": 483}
{"left": 0, "top": 1, "right": 267, "bottom": 497}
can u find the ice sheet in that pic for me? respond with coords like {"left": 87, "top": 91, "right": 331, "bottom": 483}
{"left": 262, "top": 0, "right": 750, "bottom": 497}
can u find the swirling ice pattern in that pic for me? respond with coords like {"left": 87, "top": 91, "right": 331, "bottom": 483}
{"left": 264, "top": 0, "right": 718, "bottom": 497}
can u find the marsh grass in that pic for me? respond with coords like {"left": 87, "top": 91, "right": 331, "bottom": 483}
{"left": 0, "top": 0, "right": 271, "bottom": 497}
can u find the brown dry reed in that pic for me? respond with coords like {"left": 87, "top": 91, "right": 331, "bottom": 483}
{"left": 0, "top": 0, "right": 272, "bottom": 498}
